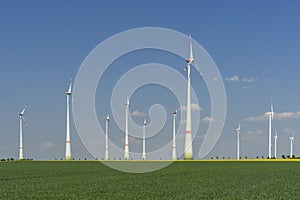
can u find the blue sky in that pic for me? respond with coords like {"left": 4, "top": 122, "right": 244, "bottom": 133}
{"left": 0, "top": 1, "right": 300, "bottom": 160}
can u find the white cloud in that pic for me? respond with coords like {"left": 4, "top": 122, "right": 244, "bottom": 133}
{"left": 41, "top": 142, "right": 56, "bottom": 149}
{"left": 245, "top": 130, "right": 264, "bottom": 135}
{"left": 242, "top": 130, "right": 264, "bottom": 141}
{"left": 244, "top": 111, "right": 300, "bottom": 122}
{"left": 275, "top": 112, "right": 300, "bottom": 120}
{"left": 180, "top": 103, "right": 202, "bottom": 112}
{"left": 131, "top": 110, "right": 145, "bottom": 117}
{"left": 241, "top": 85, "right": 256, "bottom": 89}
{"left": 243, "top": 77, "right": 258, "bottom": 83}
{"left": 202, "top": 116, "right": 215, "bottom": 123}
{"left": 225, "top": 75, "right": 239, "bottom": 82}
{"left": 244, "top": 114, "right": 267, "bottom": 122}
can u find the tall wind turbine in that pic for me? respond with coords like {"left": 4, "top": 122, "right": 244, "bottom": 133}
{"left": 142, "top": 118, "right": 146, "bottom": 160}
{"left": 18, "top": 107, "right": 26, "bottom": 160}
{"left": 266, "top": 101, "right": 274, "bottom": 158}
{"left": 105, "top": 114, "right": 109, "bottom": 160}
{"left": 124, "top": 96, "right": 129, "bottom": 160}
{"left": 274, "top": 129, "right": 278, "bottom": 158}
{"left": 63, "top": 80, "right": 72, "bottom": 161}
{"left": 289, "top": 135, "right": 294, "bottom": 158}
{"left": 172, "top": 110, "right": 177, "bottom": 160}
{"left": 236, "top": 123, "right": 241, "bottom": 160}
{"left": 184, "top": 35, "right": 200, "bottom": 160}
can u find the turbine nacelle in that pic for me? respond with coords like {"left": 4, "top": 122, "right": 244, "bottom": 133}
{"left": 173, "top": 110, "right": 177, "bottom": 117}
{"left": 106, "top": 114, "right": 109, "bottom": 121}
{"left": 143, "top": 118, "right": 147, "bottom": 126}
{"left": 184, "top": 34, "right": 203, "bottom": 76}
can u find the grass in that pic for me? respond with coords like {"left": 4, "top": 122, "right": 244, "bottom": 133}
{"left": 1, "top": 161, "right": 300, "bottom": 199}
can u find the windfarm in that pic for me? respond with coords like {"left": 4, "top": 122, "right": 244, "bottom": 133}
{"left": 6, "top": 36, "right": 299, "bottom": 162}
{"left": 1, "top": 1, "right": 300, "bottom": 199}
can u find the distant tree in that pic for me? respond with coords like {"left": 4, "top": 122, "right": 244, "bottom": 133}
{"left": 287, "top": 155, "right": 290, "bottom": 159}
{"left": 262, "top": 156, "right": 264, "bottom": 159}
{"left": 282, "top": 155, "right": 286, "bottom": 159}
{"left": 245, "top": 156, "right": 247, "bottom": 159}
{"left": 216, "top": 156, "right": 219, "bottom": 159}
{"left": 222, "top": 156, "right": 225, "bottom": 159}
{"left": 211, "top": 157, "right": 213, "bottom": 160}
{"left": 256, "top": 156, "right": 259, "bottom": 159}
{"left": 292, "top": 155, "right": 295, "bottom": 159}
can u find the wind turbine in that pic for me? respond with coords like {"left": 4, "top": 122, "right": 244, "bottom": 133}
{"left": 63, "top": 80, "right": 72, "bottom": 161}
{"left": 184, "top": 35, "right": 201, "bottom": 160}
{"left": 266, "top": 101, "right": 274, "bottom": 158}
{"left": 236, "top": 123, "right": 241, "bottom": 160}
{"left": 172, "top": 110, "right": 177, "bottom": 160}
{"left": 124, "top": 96, "right": 129, "bottom": 160}
{"left": 105, "top": 114, "right": 109, "bottom": 160}
{"left": 274, "top": 129, "right": 278, "bottom": 158}
{"left": 142, "top": 118, "right": 146, "bottom": 160}
{"left": 18, "top": 107, "right": 26, "bottom": 160}
{"left": 289, "top": 135, "right": 294, "bottom": 158}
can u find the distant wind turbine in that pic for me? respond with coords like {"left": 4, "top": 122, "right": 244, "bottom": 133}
{"left": 266, "top": 101, "right": 274, "bottom": 158}
{"left": 289, "top": 135, "right": 294, "bottom": 158}
{"left": 172, "top": 110, "right": 177, "bottom": 160}
{"left": 63, "top": 80, "right": 72, "bottom": 161}
{"left": 236, "top": 123, "right": 241, "bottom": 160}
{"left": 184, "top": 35, "right": 201, "bottom": 160}
{"left": 274, "top": 129, "right": 278, "bottom": 158}
{"left": 105, "top": 114, "right": 109, "bottom": 160}
{"left": 124, "top": 96, "right": 129, "bottom": 160}
{"left": 18, "top": 107, "right": 26, "bottom": 160}
{"left": 142, "top": 118, "right": 146, "bottom": 160}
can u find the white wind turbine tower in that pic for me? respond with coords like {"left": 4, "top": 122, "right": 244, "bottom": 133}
{"left": 274, "top": 129, "right": 278, "bottom": 158}
{"left": 124, "top": 96, "right": 129, "bottom": 160}
{"left": 18, "top": 107, "right": 26, "bottom": 160}
{"left": 172, "top": 110, "right": 177, "bottom": 160}
{"left": 236, "top": 123, "right": 241, "bottom": 160}
{"left": 184, "top": 35, "right": 201, "bottom": 160}
{"left": 289, "top": 135, "right": 294, "bottom": 158}
{"left": 63, "top": 80, "right": 72, "bottom": 161}
{"left": 142, "top": 118, "right": 146, "bottom": 160}
{"left": 105, "top": 114, "right": 109, "bottom": 160}
{"left": 266, "top": 101, "right": 274, "bottom": 159}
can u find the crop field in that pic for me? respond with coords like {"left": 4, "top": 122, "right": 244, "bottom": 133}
{"left": 1, "top": 161, "right": 300, "bottom": 199}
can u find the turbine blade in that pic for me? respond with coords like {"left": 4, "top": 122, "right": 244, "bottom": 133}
{"left": 68, "top": 79, "right": 72, "bottom": 94}
{"left": 192, "top": 61, "right": 203, "bottom": 76}
{"left": 126, "top": 95, "right": 130, "bottom": 107}
{"left": 189, "top": 34, "right": 194, "bottom": 61}
{"left": 20, "top": 107, "right": 26, "bottom": 116}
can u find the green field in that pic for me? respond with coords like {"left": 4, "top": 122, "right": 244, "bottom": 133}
{"left": 1, "top": 161, "right": 300, "bottom": 199}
